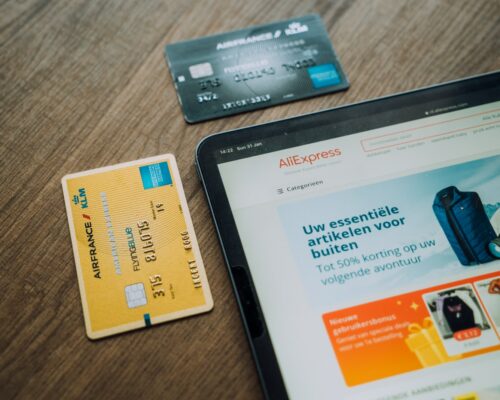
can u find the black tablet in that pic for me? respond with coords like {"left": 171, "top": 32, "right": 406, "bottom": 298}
{"left": 196, "top": 72, "right": 500, "bottom": 400}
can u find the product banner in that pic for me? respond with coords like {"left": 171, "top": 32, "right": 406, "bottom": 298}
{"left": 278, "top": 155, "right": 500, "bottom": 309}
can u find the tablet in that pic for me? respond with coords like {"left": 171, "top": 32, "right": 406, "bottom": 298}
{"left": 196, "top": 71, "right": 500, "bottom": 400}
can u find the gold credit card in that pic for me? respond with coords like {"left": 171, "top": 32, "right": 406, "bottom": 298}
{"left": 62, "top": 154, "right": 213, "bottom": 339}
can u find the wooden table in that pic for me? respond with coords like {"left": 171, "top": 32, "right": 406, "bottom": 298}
{"left": 1, "top": 0, "right": 499, "bottom": 398}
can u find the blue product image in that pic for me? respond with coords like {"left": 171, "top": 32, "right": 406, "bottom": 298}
{"left": 433, "top": 186, "right": 497, "bottom": 266}
{"left": 489, "top": 237, "right": 500, "bottom": 258}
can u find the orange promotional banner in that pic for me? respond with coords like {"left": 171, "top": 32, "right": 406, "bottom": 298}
{"left": 323, "top": 272, "right": 500, "bottom": 386}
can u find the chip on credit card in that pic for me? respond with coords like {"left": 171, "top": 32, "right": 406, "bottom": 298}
{"left": 165, "top": 14, "right": 349, "bottom": 123}
{"left": 62, "top": 154, "right": 213, "bottom": 339}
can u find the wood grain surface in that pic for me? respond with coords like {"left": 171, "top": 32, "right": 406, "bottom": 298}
{"left": 1, "top": 0, "right": 499, "bottom": 399}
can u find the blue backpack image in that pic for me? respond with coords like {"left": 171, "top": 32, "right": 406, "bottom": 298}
{"left": 433, "top": 186, "right": 496, "bottom": 266}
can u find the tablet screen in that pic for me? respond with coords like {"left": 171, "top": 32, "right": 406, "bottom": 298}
{"left": 215, "top": 84, "right": 500, "bottom": 399}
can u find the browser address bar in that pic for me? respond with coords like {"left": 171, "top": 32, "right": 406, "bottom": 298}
{"left": 361, "top": 107, "right": 500, "bottom": 152}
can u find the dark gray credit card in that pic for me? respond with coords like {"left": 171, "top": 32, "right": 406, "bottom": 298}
{"left": 164, "top": 14, "right": 349, "bottom": 123}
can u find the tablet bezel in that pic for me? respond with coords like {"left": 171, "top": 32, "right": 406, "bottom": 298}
{"left": 195, "top": 71, "right": 500, "bottom": 400}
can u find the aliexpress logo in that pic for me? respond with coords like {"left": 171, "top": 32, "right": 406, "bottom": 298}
{"left": 279, "top": 148, "right": 341, "bottom": 168}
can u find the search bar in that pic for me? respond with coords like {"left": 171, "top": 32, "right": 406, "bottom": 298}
{"left": 361, "top": 107, "right": 500, "bottom": 152}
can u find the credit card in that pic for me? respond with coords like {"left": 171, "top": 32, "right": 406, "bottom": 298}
{"left": 62, "top": 154, "right": 213, "bottom": 339}
{"left": 165, "top": 14, "right": 349, "bottom": 123}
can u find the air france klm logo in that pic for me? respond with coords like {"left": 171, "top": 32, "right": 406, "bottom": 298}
{"left": 285, "top": 22, "right": 308, "bottom": 36}
{"left": 216, "top": 32, "right": 273, "bottom": 50}
{"left": 73, "top": 187, "right": 88, "bottom": 209}
{"left": 215, "top": 22, "right": 309, "bottom": 50}
{"left": 82, "top": 213, "right": 101, "bottom": 279}
{"left": 279, "top": 148, "right": 341, "bottom": 168}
